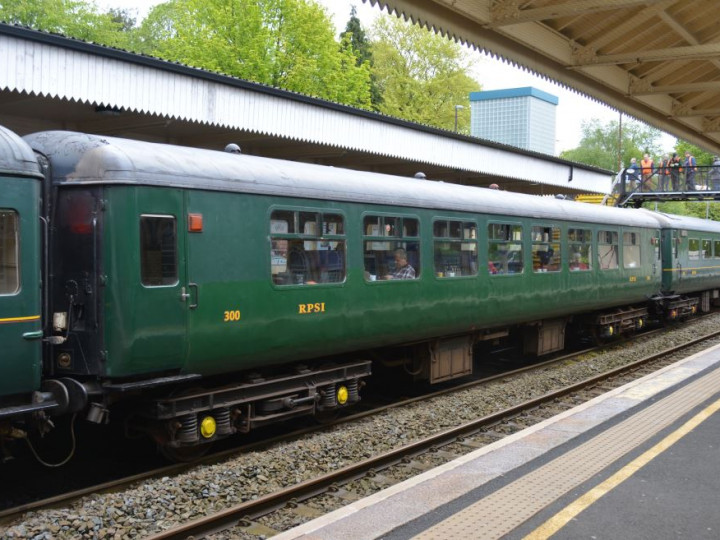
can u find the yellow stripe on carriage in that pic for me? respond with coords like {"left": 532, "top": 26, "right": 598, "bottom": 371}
{"left": 662, "top": 266, "right": 720, "bottom": 272}
{"left": 0, "top": 314, "right": 41, "bottom": 324}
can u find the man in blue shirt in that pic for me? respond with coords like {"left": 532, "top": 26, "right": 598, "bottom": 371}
{"left": 625, "top": 157, "right": 640, "bottom": 191}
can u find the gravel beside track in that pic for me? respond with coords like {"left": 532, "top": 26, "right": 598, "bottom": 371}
{"left": 3, "top": 315, "right": 719, "bottom": 540}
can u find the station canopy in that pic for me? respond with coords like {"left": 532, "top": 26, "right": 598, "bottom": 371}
{"left": 376, "top": 0, "right": 720, "bottom": 154}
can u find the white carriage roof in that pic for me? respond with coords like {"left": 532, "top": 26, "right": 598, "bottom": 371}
{"left": 0, "top": 23, "right": 611, "bottom": 194}
{"left": 26, "top": 130, "right": 657, "bottom": 228}
{"left": 640, "top": 209, "right": 720, "bottom": 234}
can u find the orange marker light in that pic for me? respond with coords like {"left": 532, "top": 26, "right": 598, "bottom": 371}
{"left": 188, "top": 213, "right": 203, "bottom": 232}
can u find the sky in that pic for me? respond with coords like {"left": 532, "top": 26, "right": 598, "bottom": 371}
{"left": 92, "top": 0, "right": 675, "bottom": 156}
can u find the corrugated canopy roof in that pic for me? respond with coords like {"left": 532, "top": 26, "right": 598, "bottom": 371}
{"left": 0, "top": 23, "right": 611, "bottom": 195}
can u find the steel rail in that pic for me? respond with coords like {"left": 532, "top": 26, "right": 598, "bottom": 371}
{"left": 0, "top": 341, "right": 603, "bottom": 521}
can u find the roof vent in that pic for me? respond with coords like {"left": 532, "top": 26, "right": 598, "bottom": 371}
{"left": 414, "top": 172, "right": 426, "bottom": 179}
{"left": 224, "top": 143, "right": 241, "bottom": 154}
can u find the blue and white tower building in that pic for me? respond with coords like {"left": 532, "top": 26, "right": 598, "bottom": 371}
{"left": 470, "top": 87, "right": 558, "bottom": 155}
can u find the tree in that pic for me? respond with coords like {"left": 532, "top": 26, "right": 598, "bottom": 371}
{"left": 136, "top": 1, "right": 272, "bottom": 80}
{"left": 560, "top": 117, "right": 662, "bottom": 171}
{"left": 655, "top": 201, "right": 720, "bottom": 220}
{"left": 369, "top": 15, "right": 479, "bottom": 131}
{"left": 0, "top": 0, "right": 133, "bottom": 48}
{"left": 137, "top": 0, "right": 372, "bottom": 108}
{"left": 342, "top": 6, "right": 382, "bottom": 110}
{"left": 674, "top": 140, "right": 713, "bottom": 165}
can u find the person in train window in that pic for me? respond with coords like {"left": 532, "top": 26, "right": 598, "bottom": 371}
{"left": 570, "top": 252, "right": 589, "bottom": 271}
{"left": 385, "top": 248, "right": 416, "bottom": 280}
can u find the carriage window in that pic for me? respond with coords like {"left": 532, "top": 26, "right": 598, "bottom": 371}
{"left": 270, "top": 210, "right": 345, "bottom": 286}
{"left": 433, "top": 220, "right": 478, "bottom": 278}
{"left": 598, "top": 230, "right": 618, "bottom": 270}
{"left": 702, "top": 239, "right": 712, "bottom": 259}
{"left": 363, "top": 215, "right": 419, "bottom": 280}
{"left": 0, "top": 210, "right": 19, "bottom": 295}
{"left": 568, "top": 228, "right": 591, "bottom": 271}
{"left": 688, "top": 238, "right": 700, "bottom": 261}
{"left": 714, "top": 240, "right": 720, "bottom": 259}
{"left": 623, "top": 232, "right": 641, "bottom": 269}
{"left": 140, "top": 215, "right": 177, "bottom": 286}
{"left": 531, "top": 226, "right": 560, "bottom": 273}
{"left": 488, "top": 223, "right": 523, "bottom": 275}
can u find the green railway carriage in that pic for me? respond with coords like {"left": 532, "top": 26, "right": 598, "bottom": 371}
{"left": 25, "top": 131, "right": 665, "bottom": 378}
{"left": 649, "top": 211, "right": 720, "bottom": 312}
{"left": 0, "top": 126, "right": 44, "bottom": 411}
{"left": 6, "top": 127, "right": 716, "bottom": 456}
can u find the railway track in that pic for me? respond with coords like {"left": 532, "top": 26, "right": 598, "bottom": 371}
{"left": 0, "top": 334, "right": 597, "bottom": 525}
{"left": 123, "top": 328, "right": 720, "bottom": 538}
{"left": 0, "top": 341, "right": 593, "bottom": 523}
{"left": 2, "top": 318, "right": 716, "bottom": 537}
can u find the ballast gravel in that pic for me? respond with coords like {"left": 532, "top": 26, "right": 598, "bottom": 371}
{"left": 3, "top": 315, "right": 720, "bottom": 540}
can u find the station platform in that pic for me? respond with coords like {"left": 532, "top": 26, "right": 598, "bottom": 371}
{"left": 275, "top": 344, "right": 720, "bottom": 540}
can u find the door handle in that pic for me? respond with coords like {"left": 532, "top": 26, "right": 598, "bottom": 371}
{"left": 189, "top": 283, "right": 199, "bottom": 310}
{"left": 23, "top": 330, "right": 44, "bottom": 340}
{"left": 180, "top": 287, "right": 190, "bottom": 302}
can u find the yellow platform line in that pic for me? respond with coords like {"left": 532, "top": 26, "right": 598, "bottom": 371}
{"left": 524, "top": 397, "right": 720, "bottom": 540}
{"left": 0, "top": 314, "right": 41, "bottom": 324}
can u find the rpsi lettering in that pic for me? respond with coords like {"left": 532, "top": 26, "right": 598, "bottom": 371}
{"left": 298, "top": 302, "right": 326, "bottom": 315}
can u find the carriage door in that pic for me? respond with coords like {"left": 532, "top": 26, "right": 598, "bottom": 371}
{"left": 182, "top": 189, "right": 254, "bottom": 374}
{"left": 674, "top": 229, "right": 684, "bottom": 285}
{"left": 0, "top": 179, "right": 42, "bottom": 396}
{"left": 652, "top": 230, "right": 660, "bottom": 277}
{"left": 131, "top": 188, "right": 188, "bottom": 373}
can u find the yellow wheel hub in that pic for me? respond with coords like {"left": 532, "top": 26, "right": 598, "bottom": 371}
{"left": 337, "top": 385, "right": 349, "bottom": 405}
{"left": 200, "top": 416, "right": 217, "bottom": 439}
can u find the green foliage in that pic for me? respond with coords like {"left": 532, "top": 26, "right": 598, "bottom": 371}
{"left": 342, "top": 6, "right": 382, "bottom": 110}
{"left": 655, "top": 201, "right": 720, "bottom": 220}
{"left": 369, "top": 15, "right": 479, "bottom": 131}
{"left": 674, "top": 140, "right": 714, "bottom": 165}
{"left": 137, "top": 1, "right": 274, "bottom": 82}
{"left": 0, "top": 0, "right": 133, "bottom": 48}
{"left": 136, "top": 0, "right": 371, "bottom": 107}
{"left": 1, "top": 0, "right": 372, "bottom": 107}
{"left": 560, "top": 117, "right": 662, "bottom": 171}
